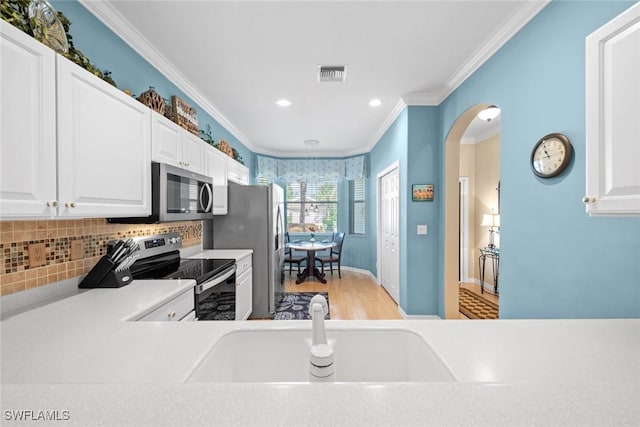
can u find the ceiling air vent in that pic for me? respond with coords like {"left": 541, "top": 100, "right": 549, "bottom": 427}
{"left": 318, "top": 65, "right": 347, "bottom": 83}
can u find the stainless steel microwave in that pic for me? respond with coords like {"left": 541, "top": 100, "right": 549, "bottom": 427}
{"left": 109, "top": 162, "right": 214, "bottom": 223}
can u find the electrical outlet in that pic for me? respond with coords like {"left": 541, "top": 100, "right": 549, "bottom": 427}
{"left": 29, "top": 243, "right": 46, "bottom": 268}
{"left": 70, "top": 240, "right": 84, "bottom": 261}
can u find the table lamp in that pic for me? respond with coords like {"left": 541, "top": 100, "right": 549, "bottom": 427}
{"left": 481, "top": 213, "right": 500, "bottom": 248}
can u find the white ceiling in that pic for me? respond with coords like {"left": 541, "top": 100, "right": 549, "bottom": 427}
{"left": 84, "top": 1, "right": 547, "bottom": 157}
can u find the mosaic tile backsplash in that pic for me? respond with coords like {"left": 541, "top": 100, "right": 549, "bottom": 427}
{"left": 1, "top": 219, "right": 202, "bottom": 296}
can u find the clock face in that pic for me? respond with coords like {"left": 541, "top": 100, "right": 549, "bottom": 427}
{"left": 531, "top": 133, "right": 572, "bottom": 178}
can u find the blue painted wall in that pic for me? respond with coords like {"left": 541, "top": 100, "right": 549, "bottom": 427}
{"left": 51, "top": 1, "right": 252, "bottom": 173}
{"left": 439, "top": 0, "right": 640, "bottom": 318}
{"left": 406, "top": 107, "right": 441, "bottom": 314}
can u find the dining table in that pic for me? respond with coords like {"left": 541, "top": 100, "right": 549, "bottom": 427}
{"left": 287, "top": 240, "right": 335, "bottom": 284}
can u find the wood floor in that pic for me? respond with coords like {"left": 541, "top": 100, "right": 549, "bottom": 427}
{"left": 280, "top": 267, "right": 500, "bottom": 320}
{"left": 283, "top": 268, "right": 403, "bottom": 320}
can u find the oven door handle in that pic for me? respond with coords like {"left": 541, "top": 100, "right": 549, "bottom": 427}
{"left": 196, "top": 265, "right": 236, "bottom": 294}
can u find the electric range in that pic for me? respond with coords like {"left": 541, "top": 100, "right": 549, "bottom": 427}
{"left": 110, "top": 233, "right": 237, "bottom": 320}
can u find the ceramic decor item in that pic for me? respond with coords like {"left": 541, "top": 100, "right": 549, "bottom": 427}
{"left": 28, "top": 0, "right": 68, "bottom": 53}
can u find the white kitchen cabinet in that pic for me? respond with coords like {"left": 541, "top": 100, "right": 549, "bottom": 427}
{"left": 151, "top": 111, "right": 205, "bottom": 175}
{"left": 204, "top": 144, "right": 228, "bottom": 214}
{"left": 56, "top": 55, "right": 151, "bottom": 218}
{"left": 0, "top": 23, "right": 151, "bottom": 219}
{"left": 228, "top": 158, "right": 250, "bottom": 185}
{"left": 585, "top": 2, "right": 640, "bottom": 216}
{"left": 0, "top": 20, "right": 57, "bottom": 217}
{"left": 235, "top": 254, "right": 253, "bottom": 320}
{"left": 135, "top": 288, "right": 194, "bottom": 321}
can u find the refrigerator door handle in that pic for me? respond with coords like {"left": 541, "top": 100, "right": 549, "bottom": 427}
{"left": 275, "top": 205, "right": 283, "bottom": 250}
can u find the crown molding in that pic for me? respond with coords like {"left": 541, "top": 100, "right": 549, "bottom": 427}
{"left": 402, "top": 92, "right": 439, "bottom": 106}
{"left": 363, "top": 98, "right": 408, "bottom": 154}
{"left": 437, "top": 0, "right": 551, "bottom": 103}
{"left": 78, "top": 0, "right": 255, "bottom": 152}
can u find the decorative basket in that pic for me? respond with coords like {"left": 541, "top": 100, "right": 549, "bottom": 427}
{"left": 137, "top": 87, "right": 165, "bottom": 114}
{"left": 172, "top": 96, "right": 199, "bottom": 135}
{"left": 218, "top": 139, "right": 233, "bottom": 157}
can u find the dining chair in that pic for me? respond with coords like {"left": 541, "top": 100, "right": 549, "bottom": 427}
{"left": 284, "top": 232, "right": 305, "bottom": 275}
{"left": 316, "top": 232, "right": 345, "bottom": 278}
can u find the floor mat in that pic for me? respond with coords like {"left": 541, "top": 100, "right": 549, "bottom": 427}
{"left": 459, "top": 287, "right": 499, "bottom": 319}
{"left": 273, "top": 292, "right": 330, "bottom": 320}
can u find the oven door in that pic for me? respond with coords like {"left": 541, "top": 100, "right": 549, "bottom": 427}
{"left": 194, "top": 265, "right": 236, "bottom": 320}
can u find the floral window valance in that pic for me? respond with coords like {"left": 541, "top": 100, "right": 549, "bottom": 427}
{"left": 256, "top": 155, "right": 366, "bottom": 182}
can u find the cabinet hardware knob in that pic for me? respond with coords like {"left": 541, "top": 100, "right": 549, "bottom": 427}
{"left": 168, "top": 311, "right": 176, "bottom": 319}
{"left": 65, "top": 202, "right": 76, "bottom": 208}
{"left": 47, "top": 200, "right": 59, "bottom": 207}
{"left": 582, "top": 196, "right": 596, "bottom": 204}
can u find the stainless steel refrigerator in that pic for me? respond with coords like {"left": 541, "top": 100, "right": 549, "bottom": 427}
{"left": 203, "top": 183, "right": 285, "bottom": 319}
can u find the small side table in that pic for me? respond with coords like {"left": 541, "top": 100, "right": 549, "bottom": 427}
{"left": 478, "top": 247, "right": 499, "bottom": 294}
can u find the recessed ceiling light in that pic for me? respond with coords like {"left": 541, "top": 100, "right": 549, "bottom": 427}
{"left": 276, "top": 99, "right": 292, "bottom": 107}
{"left": 369, "top": 98, "right": 382, "bottom": 107}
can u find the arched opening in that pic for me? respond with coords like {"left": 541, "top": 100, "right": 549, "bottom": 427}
{"left": 443, "top": 103, "right": 501, "bottom": 319}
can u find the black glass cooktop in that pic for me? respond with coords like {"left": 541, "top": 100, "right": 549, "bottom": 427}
{"left": 165, "top": 258, "right": 235, "bottom": 284}
{"left": 130, "top": 251, "right": 234, "bottom": 285}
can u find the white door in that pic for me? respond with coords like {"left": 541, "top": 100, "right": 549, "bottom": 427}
{"left": 379, "top": 165, "right": 400, "bottom": 303}
{"left": 0, "top": 21, "right": 57, "bottom": 218}
{"left": 182, "top": 131, "right": 206, "bottom": 174}
{"left": 205, "top": 144, "right": 228, "bottom": 214}
{"left": 585, "top": 2, "right": 640, "bottom": 215}
{"left": 459, "top": 177, "right": 470, "bottom": 282}
{"left": 56, "top": 55, "right": 151, "bottom": 217}
{"left": 151, "top": 110, "right": 183, "bottom": 168}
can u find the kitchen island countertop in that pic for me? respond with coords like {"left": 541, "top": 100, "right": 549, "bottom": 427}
{"left": 1, "top": 276, "right": 638, "bottom": 426}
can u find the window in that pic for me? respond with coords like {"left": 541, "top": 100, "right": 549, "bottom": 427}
{"left": 350, "top": 178, "right": 366, "bottom": 235}
{"left": 286, "top": 180, "right": 337, "bottom": 232}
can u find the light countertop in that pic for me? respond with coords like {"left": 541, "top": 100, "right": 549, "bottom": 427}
{"left": 1, "top": 275, "right": 639, "bottom": 426}
{"left": 186, "top": 248, "right": 253, "bottom": 260}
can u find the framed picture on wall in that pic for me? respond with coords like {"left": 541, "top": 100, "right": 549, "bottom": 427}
{"left": 412, "top": 184, "right": 434, "bottom": 202}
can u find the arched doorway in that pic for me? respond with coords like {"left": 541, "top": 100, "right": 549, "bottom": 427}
{"left": 443, "top": 103, "right": 501, "bottom": 319}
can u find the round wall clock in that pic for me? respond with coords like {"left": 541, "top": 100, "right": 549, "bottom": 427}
{"left": 530, "top": 133, "right": 573, "bottom": 178}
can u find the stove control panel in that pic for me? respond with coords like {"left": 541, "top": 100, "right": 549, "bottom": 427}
{"left": 117, "top": 232, "right": 183, "bottom": 260}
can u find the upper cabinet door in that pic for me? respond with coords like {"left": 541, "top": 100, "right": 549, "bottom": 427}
{"left": 181, "top": 131, "right": 206, "bottom": 175}
{"left": 0, "top": 21, "right": 57, "bottom": 218}
{"left": 151, "top": 110, "right": 205, "bottom": 174}
{"left": 151, "top": 110, "right": 183, "bottom": 167}
{"left": 204, "top": 144, "right": 228, "bottom": 214}
{"left": 227, "top": 158, "right": 249, "bottom": 185}
{"left": 56, "top": 55, "right": 151, "bottom": 217}
{"left": 585, "top": 2, "right": 640, "bottom": 216}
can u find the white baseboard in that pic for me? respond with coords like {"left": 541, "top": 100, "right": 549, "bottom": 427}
{"left": 398, "top": 305, "right": 441, "bottom": 319}
{"left": 341, "top": 266, "right": 378, "bottom": 282}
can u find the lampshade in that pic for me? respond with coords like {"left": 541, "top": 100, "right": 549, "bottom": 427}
{"left": 481, "top": 214, "right": 500, "bottom": 228}
{"left": 477, "top": 106, "right": 501, "bottom": 122}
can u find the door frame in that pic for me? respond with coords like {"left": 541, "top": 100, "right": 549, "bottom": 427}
{"left": 444, "top": 103, "right": 494, "bottom": 318}
{"left": 376, "top": 160, "right": 400, "bottom": 300}
{"left": 459, "top": 176, "right": 470, "bottom": 283}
